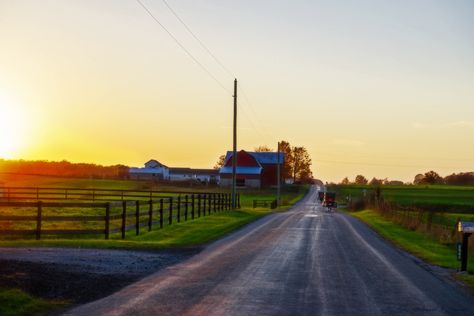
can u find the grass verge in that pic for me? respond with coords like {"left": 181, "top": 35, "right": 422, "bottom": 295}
{"left": 350, "top": 209, "right": 474, "bottom": 289}
{"left": 0, "top": 288, "right": 65, "bottom": 316}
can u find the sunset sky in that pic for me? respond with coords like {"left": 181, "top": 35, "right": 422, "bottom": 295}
{"left": 1, "top": 0, "right": 473, "bottom": 183}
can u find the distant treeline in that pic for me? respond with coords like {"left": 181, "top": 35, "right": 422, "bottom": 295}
{"left": 0, "top": 159, "right": 129, "bottom": 179}
{"left": 338, "top": 170, "right": 474, "bottom": 186}
{"left": 413, "top": 171, "right": 474, "bottom": 186}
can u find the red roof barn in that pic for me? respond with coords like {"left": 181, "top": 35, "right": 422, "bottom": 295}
{"left": 219, "top": 150, "right": 284, "bottom": 188}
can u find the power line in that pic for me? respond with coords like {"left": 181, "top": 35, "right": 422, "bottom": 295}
{"left": 239, "top": 85, "right": 272, "bottom": 138}
{"left": 138, "top": 0, "right": 272, "bottom": 144}
{"left": 159, "top": 0, "right": 272, "bottom": 142}
{"left": 135, "top": 0, "right": 232, "bottom": 95}
{"left": 161, "top": 0, "right": 235, "bottom": 78}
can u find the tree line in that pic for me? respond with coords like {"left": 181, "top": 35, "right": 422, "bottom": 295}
{"left": 0, "top": 159, "right": 129, "bottom": 179}
{"left": 214, "top": 140, "right": 314, "bottom": 183}
{"left": 338, "top": 170, "right": 474, "bottom": 186}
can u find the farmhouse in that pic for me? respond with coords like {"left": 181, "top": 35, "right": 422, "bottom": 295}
{"left": 169, "top": 168, "right": 220, "bottom": 184}
{"left": 219, "top": 150, "right": 284, "bottom": 188}
{"left": 129, "top": 159, "right": 169, "bottom": 180}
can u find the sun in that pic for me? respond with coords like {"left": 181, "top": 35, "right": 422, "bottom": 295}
{"left": 0, "top": 93, "right": 24, "bottom": 159}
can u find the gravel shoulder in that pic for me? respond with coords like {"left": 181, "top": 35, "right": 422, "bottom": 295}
{"left": 0, "top": 247, "right": 200, "bottom": 308}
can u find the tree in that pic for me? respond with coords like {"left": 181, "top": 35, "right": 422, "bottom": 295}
{"left": 423, "top": 170, "right": 444, "bottom": 184}
{"left": 213, "top": 155, "right": 226, "bottom": 169}
{"left": 369, "top": 177, "right": 383, "bottom": 186}
{"left": 279, "top": 140, "right": 293, "bottom": 180}
{"left": 254, "top": 145, "right": 272, "bottom": 152}
{"left": 292, "top": 146, "right": 313, "bottom": 183}
{"left": 413, "top": 173, "right": 424, "bottom": 185}
{"left": 354, "top": 175, "right": 368, "bottom": 185}
{"left": 445, "top": 172, "right": 474, "bottom": 185}
{"left": 340, "top": 177, "right": 350, "bottom": 185}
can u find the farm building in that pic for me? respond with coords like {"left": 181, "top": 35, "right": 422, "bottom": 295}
{"left": 169, "top": 168, "right": 219, "bottom": 184}
{"left": 219, "top": 150, "right": 284, "bottom": 188}
{"left": 129, "top": 159, "right": 169, "bottom": 180}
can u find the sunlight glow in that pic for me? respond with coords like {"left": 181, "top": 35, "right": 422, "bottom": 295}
{"left": 0, "top": 93, "right": 25, "bottom": 158}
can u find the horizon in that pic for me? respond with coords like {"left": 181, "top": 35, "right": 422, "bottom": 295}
{"left": 1, "top": 0, "right": 473, "bottom": 183}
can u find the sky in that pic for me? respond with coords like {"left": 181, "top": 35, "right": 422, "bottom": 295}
{"left": 0, "top": 0, "right": 473, "bottom": 183}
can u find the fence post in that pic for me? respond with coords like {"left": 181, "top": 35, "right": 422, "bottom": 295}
{"left": 169, "top": 197, "right": 173, "bottom": 225}
{"left": 105, "top": 202, "right": 110, "bottom": 240}
{"left": 36, "top": 201, "right": 42, "bottom": 240}
{"left": 177, "top": 196, "right": 181, "bottom": 223}
{"left": 135, "top": 200, "right": 140, "bottom": 236}
{"left": 198, "top": 194, "right": 201, "bottom": 217}
{"left": 121, "top": 201, "right": 126, "bottom": 239}
{"left": 213, "top": 193, "right": 216, "bottom": 213}
{"left": 185, "top": 195, "right": 188, "bottom": 221}
{"left": 461, "top": 233, "right": 471, "bottom": 272}
{"left": 208, "top": 193, "right": 211, "bottom": 215}
{"left": 238, "top": 193, "right": 241, "bottom": 208}
{"left": 92, "top": 190, "right": 95, "bottom": 201}
{"left": 160, "top": 199, "right": 164, "bottom": 229}
{"left": 37, "top": 187, "right": 40, "bottom": 200}
{"left": 228, "top": 193, "right": 231, "bottom": 209}
{"left": 148, "top": 199, "right": 153, "bottom": 231}
{"left": 191, "top": 194, "right": 195, "bottom": 219}
{"left": 202, "top": 194, "right": 206, "bottom": 217}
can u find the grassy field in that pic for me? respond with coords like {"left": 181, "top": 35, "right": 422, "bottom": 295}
{"left": 330, "top": 184, "right": 474, "bottom": 212}
{"left": 350, "top": 210, "right": 474, "bottom": 288}
{"left": 0, "top": 174, "right": 309, "bottom": 315}
{"left": 0, "top": 288, "right": 66, "bottom": 316}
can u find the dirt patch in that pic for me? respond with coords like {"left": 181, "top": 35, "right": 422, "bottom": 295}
{"left": 0, "top": 247, "right": 200, "bottom": 306}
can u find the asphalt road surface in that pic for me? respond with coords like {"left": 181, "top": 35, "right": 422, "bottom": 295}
{"left": 66, "top": 186, "right": 474, "bottom": 315}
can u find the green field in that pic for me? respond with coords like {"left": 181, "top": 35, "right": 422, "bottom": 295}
{"left": 330, "top": 184, "right": 474, "bottom": 212}
{"left": 0, "top": 174, "right": 308, "bottom": 315}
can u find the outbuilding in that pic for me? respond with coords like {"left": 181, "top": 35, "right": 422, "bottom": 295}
{"left": 219, "top": 150, "right": 284, "bottom": 188}
{"left": 129, "top": 159, "right": 169, "bottom": 180}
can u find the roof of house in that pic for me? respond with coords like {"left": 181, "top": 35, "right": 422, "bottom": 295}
{"left": 169, "top": 168, "right": 220, "bottom": 175}
{"left": 129, "top": 167, "right": 165, "bottom": 174}
{"left": 145, "top": 159, "right": 168, "bottom": 168}
{"left": 169, "top": 168, "right": 192, "bottom": 174}
{"left": 192, "top": 169, "right": 220, "bottom": 175}
{"left": 224, "top": 151, "right": 284, "bottom": 165}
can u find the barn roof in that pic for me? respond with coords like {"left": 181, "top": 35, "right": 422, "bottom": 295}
{"left": 224, "top": 151, "right": 284, "bottom": 165}
{"left": 219, "top": 166, "right": 262, "bottom": 175}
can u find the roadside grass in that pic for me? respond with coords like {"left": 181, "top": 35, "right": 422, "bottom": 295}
{"left": 350, "top": 210, "right": 474, "bottom": 287}
{"left": 0, "top": 288, "right": 66, "bottom": 316}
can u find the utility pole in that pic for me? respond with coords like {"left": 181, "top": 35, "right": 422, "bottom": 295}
{"left": 277, "top": 141, "right": 281, "bottom": 207}
{"left": 231, "top": 78, "right": 237, "bottom": 209}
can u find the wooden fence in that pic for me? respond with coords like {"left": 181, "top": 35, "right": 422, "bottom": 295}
{"left": 0, "top": 192, "right": 238, "bottom": 240}
{"left": 0, "top": 186, "right": 230, "bottom": 202}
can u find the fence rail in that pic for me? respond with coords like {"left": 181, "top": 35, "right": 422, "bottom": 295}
{"left": 0, "top": 192, "right": 239, "bottom": 240}
{"left": 0, "top": 186, "right": 227, "bottom": 202}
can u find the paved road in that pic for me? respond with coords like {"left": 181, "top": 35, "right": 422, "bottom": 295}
{"left": 66, "top": 187, "right": 474, "bottom": 315}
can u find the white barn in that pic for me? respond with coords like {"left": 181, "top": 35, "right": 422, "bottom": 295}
{"left": 129, "top": 159, "right": 169, "bottom": 180}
